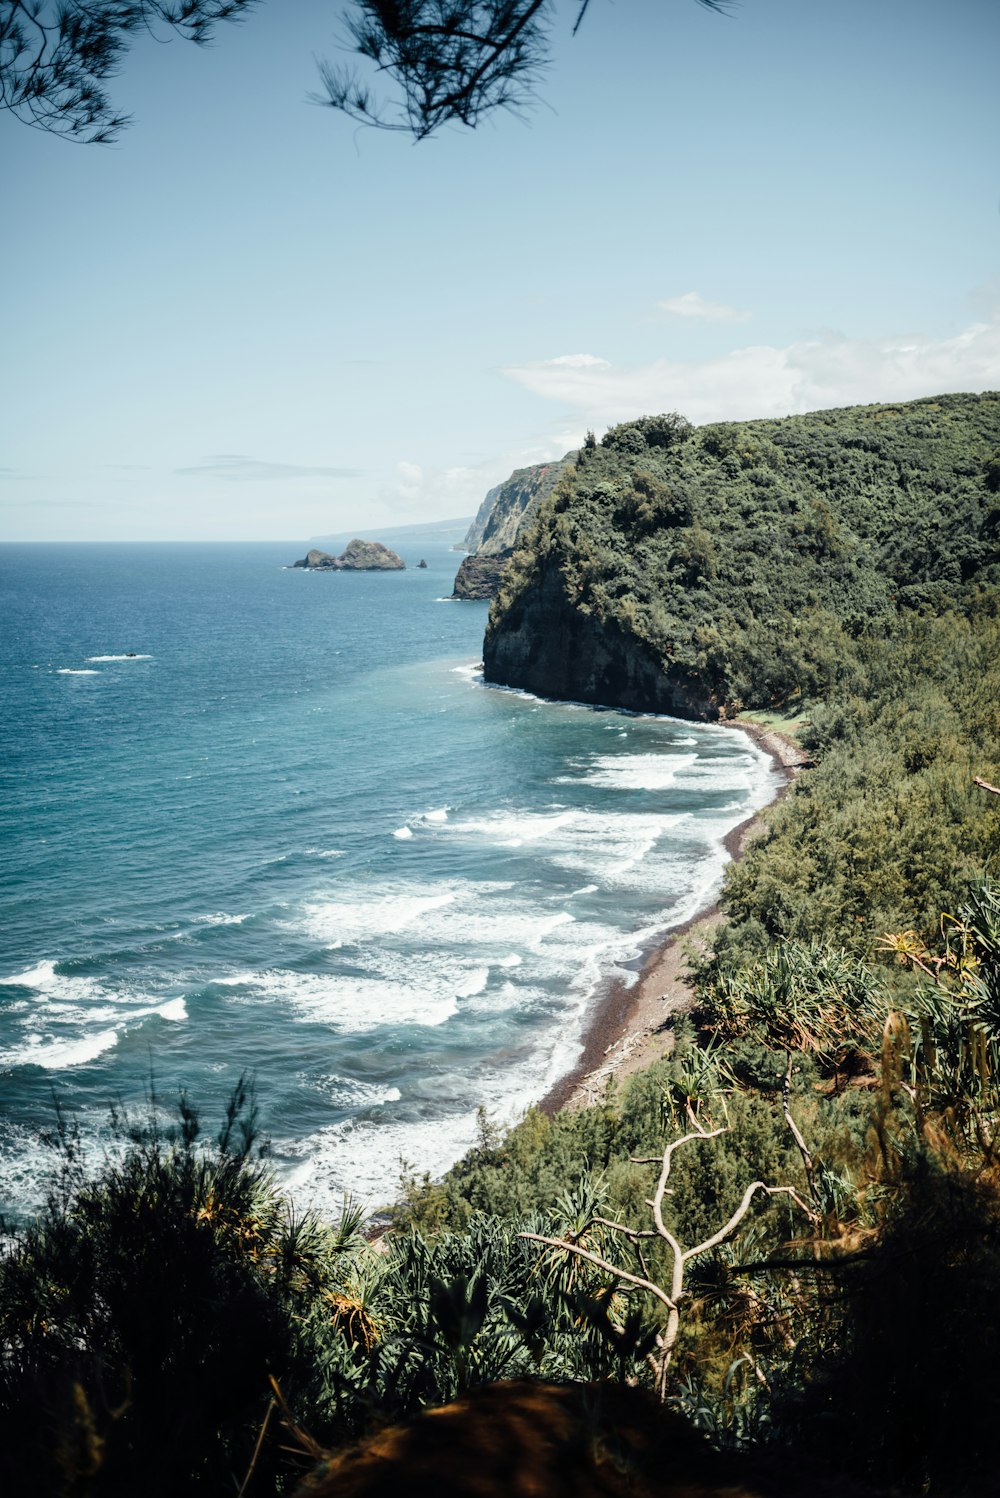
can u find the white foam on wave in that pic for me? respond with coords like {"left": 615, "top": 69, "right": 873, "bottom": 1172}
{"left": 300, "top": 890, "right": 457, "bottom": 946}
{"left": 0, "top": 1028, "right": 120, "bottom": 1071}
{"left": 279, "top": 1112, "right": 480, "bottom": 1213}
{"left": 420, "top": 807, "right": 449, "bottom": 824}
{"left": 444, "top": 801, "right": 688, "bottom": 893}
{"left": 279, "top": 1072, "right": 543, "bottom": 1214}
{"left": 57, "top": 668, "right": 99, "bottom": 676}
{"left": 566, "top": 751, "right": 699, "bottom": 792}
{"left": 308, "top": 1076, "right": 404, "bottom": 1109}
{"left": 451, "top": 809, "right": 578, "bottom": 848}
{"left": 456, "top": 967, "right": 489, "bottom": 998}
{"left": 276, "top": 995, "right": 593, "bottom": 1215}
{"left": 391, "top": 826, "right": 413, "bottom": 839}
{"left": 304, "top": 847, "right": 345, "bottom": 859}
{"left": 262, "top": 725, "right": 780, "bottom": 1212}
{"left": 85, "top": 654, "right": 152, "bottom": 662}
{"left": 231, "top": 969, "right": 460, "bottom": 1033}
{"left": 450, "top": 661, "right": 483, "bottom": 682}
{"left": 197, "top": 911, "right": 250, "bottom": 927}
{"left": 0, "top": 959, "right": 102, "bottom": 1000}
{"left": 0, "top": 960, "right": 189, "bottom": 1073}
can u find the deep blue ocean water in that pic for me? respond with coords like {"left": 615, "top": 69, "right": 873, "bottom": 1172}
{"left": 0, "top": 533, "right": 779, "bottom": 1217}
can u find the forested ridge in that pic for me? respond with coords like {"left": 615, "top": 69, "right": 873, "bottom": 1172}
{"left": 2, "top": 395, "right": 1000, "bottom": 1495}
{"left": 486, "top": 392, "right": 999, "bottom": 713}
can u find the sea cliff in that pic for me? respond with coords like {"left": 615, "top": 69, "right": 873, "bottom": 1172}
{"left": 451, "top": 549, "right": 512, "bottom": 601}
{"left": 483, "top": 395, "right": 1000, "bottom": 718}
{"left": 462, "top": 455, "right": 575, "bottom": 557}
{"left": 484, "top": 562, "right": 715, "bottom": 716}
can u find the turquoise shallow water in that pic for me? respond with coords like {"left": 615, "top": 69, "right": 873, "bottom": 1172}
{"left": 0, "top": 534, "right": 779, "bottom": 1217}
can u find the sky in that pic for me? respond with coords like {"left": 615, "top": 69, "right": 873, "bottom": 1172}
{"left": 2, "top": 0, "right": 999, "bottom": 541}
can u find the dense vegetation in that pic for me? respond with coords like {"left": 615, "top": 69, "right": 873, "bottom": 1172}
{"left": 489, "top": 393, "right": 999, "bottom": 713}
{"left": 3, "top": 395, "right": 999, "bottom": 1494}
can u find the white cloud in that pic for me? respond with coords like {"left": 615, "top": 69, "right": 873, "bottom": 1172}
{"left": 388, "top": 434, "right": 583, "bottom": 519}
{"left": 503, "top": 317, "right": 1000, "bottom": 429}
{"left": 394, "top": 460, "right": 424, "bottom": 500}
{"left": 539, "top": 353, "right": 612, "bottom": 368}
{"left": 657, "top": 291, "right": 751, "bottom": 323}
{"left": 175, "top": 455, "right": 359, "bottom": 481}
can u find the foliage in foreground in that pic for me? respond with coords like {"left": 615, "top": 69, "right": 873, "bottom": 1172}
{"left": 398, "top": 874, "right": 1000, "bottom": 1492}
{"left": 0, "top": 1082, "right": 362, "bottom": 1495}
{"left": 5, "top": 870, "right": 1000, "bottom": 1494}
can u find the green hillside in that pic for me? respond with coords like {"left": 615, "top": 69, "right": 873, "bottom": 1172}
{"left": 485, "top": 393, "right": 1000, "bottom": 715}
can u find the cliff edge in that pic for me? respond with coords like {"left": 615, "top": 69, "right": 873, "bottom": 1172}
{"left": 483, "top": 396, "right": 1000, "bottom": 720}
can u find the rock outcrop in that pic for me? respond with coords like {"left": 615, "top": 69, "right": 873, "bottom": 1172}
{"left": 483, "top": 563, "right": 716, "bottom": 719}
{"left": 293, "top": 540, "right": 405, "bottom": 571}
{"left": 452, "top": 454, "right": 575, "bottom": 602}
{"left": 452, "top": 549, "right": 513, "bottom": 600}
{"left": 463, "top": 455, "right": 574, "bottom": 556}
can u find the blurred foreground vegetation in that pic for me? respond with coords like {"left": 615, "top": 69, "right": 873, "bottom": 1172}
{"left": 2, "top": 397, "right": 999, "bottom": 1494}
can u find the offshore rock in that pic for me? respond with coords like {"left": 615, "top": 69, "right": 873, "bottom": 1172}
{"left": 483, "top": 564, "right": 716, "bottom": 719}
{"left": 452, "top": 550, "right": 513, "bottom": 600}
{"left": 293, "top": 540, "right": 405, "bottom": 571}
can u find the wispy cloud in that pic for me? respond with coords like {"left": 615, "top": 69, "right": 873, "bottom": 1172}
{"left": 175, "top": 455, "right": 361, "bottom": 482}
{"left": 503, "top": 316, "right": 1000, "bottom": 429}
{"left": 657, "top": 291, "right": 751, "bottom": 323}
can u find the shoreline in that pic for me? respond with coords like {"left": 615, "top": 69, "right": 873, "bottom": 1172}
{"left": 538, "top": 719, "right": 808, "bottom": 1116}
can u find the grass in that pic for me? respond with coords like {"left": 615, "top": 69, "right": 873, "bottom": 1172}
{"left": 733, "top": 706, "right": 812, "bottom": 740}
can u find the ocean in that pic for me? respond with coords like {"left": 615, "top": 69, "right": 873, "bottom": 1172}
{"left": 0, "top": 532, "right": 780, "bottom": 1220}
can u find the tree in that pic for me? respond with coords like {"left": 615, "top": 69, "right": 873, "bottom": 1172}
{"left": 318, "top": 0, "right": 732, "bottom": 139}
{"left": 1, "top": 0, "right": 731, "bottom": 145}
{"left": 0, "top": 1, "right": 261, "bottom": 141}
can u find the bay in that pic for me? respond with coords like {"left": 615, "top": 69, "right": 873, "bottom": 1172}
{"left": 0, "top": 534, "right": 779, "bottom": 1218}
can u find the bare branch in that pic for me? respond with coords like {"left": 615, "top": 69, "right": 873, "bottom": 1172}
{"left": 782, "top": 1052, "right": 818, "bottom": 1204}
{"left": 518, "top": 1231, "right": 677, "bottom": 1314}
{"left": 593, "top": 1215, "right": 657, "bottom": 1241}
{"left": 649, "top": 1125, "right": 724, "bottom": 1244}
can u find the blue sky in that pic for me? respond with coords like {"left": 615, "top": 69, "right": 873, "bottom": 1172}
{"left": 2, "top": 0, "right": 998, "bottom": 540}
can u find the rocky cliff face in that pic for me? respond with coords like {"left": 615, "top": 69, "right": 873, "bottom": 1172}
{"left": 462, "top": 455, "right": 575, "bottom": 557}
{"left": 452, "top": 550, "right": 513, "bottom": 600}
{"left": 293, "top": 540, "right": 405, "bottom": 571}
{"left": 483, "top": 563, "right": 716, "bottom": 719}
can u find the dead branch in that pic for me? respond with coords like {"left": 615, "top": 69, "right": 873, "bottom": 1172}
{"left": 517, "top": 1231, "right": 677, "bottom": 1315}
{"left": 783, "top": 1052, "right": 818, "bottom": 1204}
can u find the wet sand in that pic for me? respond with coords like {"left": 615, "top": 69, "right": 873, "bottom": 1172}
{"left": 539, "top": 721, "right": 808, "bottom": 1115}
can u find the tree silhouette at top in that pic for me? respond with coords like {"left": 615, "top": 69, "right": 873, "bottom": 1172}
{"left": 1, "top": 0, "right": 732, "bottom": 145}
